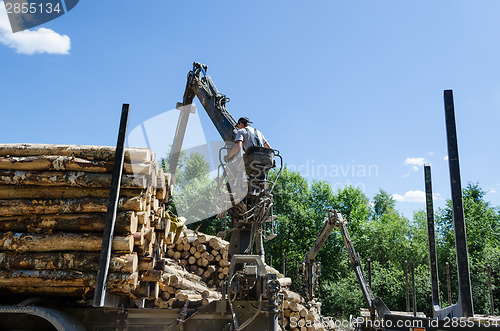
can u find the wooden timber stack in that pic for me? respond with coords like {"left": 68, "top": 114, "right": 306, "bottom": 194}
{"left": 279, "top": 292, "right": 327, "bottom": 331}
{"left": 0, "top": 144, "right": 332, "bottom": 329}
{"left": 0, "top": 143, "right": 170, "bottom": 298}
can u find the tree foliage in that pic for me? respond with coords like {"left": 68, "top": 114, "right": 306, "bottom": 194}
{"left": 168, "top": 156, "right": 500, "bottom": 318}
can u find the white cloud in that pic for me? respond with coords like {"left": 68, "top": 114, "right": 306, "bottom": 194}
{"left": 405, "top": 157, "right": 426, "bottom": 166}
{"left": 392, "top": 190, "right": 426, "bottom": 203}
{"left": 0, "top": 2, "right": 70, "bottom": 55}
{"left": 432, "top": 193, "right": 444, "bottom": 201}
{"left": 393, "top": 190, "right": 443, "bottom": 203}
{"left": 428, "top": 152, "right": 435, "bottom": 156}
{"left": 404, "top": 157, "right": 427, "bottom": 172}
{"left": 443, "top": 156, "right": 449, "bottom": 161}
{"left": 488, "top": 188, "right": 497, "bottom": 194}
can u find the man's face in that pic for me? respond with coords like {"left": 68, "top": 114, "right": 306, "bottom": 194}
{"left": 237, "top": 122, "right": 245, "bottom": 129}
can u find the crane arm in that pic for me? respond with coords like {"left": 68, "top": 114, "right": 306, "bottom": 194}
{"left": 304, "top": 210, "right": 379, "bottom": 318}
{"left": 168, "top": 63, "right": 238, "bottom": 176}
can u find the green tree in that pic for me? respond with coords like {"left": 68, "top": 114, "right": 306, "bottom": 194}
{"left": 435, "top": 183, "right": 500, "bottom": 314}
{"left": 372, "top": 189, "right": 396, "bottom": 220}
{"left": 164, "top": 151, "right": 222, "bottom": 234}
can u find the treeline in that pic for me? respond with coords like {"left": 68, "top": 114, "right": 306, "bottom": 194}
{"left": 264, "top": 167, "right": 500, "bottom": 318}
{"left": 167, "top": 153, "right": 499, "bottom": 318}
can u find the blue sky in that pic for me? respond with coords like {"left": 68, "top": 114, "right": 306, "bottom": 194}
{"left": 1, "top": 1, "right": 499, "bottom": 219}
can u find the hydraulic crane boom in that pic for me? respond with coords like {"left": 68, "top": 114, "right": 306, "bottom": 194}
{"left": 168, "top": 62, "right": 237, "bottom": 176}
{"left": 304, "top": 210, "right": 379, "bottom": 318}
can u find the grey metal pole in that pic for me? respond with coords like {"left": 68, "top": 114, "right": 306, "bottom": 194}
{"left": 281, "top": 252, "right": 285, "bottom": 276}
{"left": 367, "top": 258, "right": 372, "bottom": 290}
{"left": 93, "top": 104, "right": 129, "bottom": 307}
{"left": 488, "top": 264, "right": 494, "bottom": 315}
{"left": 412, "top": 262, "right": 417, "bottom": 317}
{"left": 268, "top": 292, "right": 279, "bottom": 331}
{"left": 424, "top": 164, "right": 441, "bottom": 310}
{"left": 446, "top": 262, "right": 452, "bottom": 305}
{"left": 444, "top": 89, "right": 474, "bottom": 317}
{"left": 405, "top": 260, "right": 410, "bottom": 312}
{"left": 168, "top": 104, "right": 196, "bottom": 180}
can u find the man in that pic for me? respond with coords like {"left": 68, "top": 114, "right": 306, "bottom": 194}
{"left": 227, "top": 117, "right": 271, "bottom": 160}
{"left": 225, "top": 117, "right": 272, "bottom": 260}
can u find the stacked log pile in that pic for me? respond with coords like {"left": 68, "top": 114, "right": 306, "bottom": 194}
{"left": 154, "top": 229, "right": 229, "bottom": 308}
{"left": 164, "top": 230, "right": 230, "bottom": 288}
{"left": 0, "top": 144, "right": 333, "bottom": 329}
{"left": 0, "top": 143, "right": 170, "bottom": 297}
{"left": 279, "top": 290, "right": 327, "bottom": 331}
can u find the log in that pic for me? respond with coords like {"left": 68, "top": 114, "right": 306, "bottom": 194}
{"left": 0, "top": 144, "right": 150, "bottom": 162}
{"left": 182, "top": 236, "right": 198, "bottom": 244}
{"left": 277, "top": 277, "right": 292, "bottom": 287}
{"left": 149, "top": 282, "right": 160, "bottom": 300}
{"left": 201, "top": 289, "right": 221, "bottom": 300}
{"left": 175, "top": 290, "right": 202, "bottom": 301}
{"left": 0, "top": 232, "right": 134, "bottom": 252}
{"left": 300, "top": 308, "right": 308, "bottom": 318}
{"left": 0, "top": 286, "right": 91, "bottom": 296}
{"left": 0, "top": 252, "right": 137, "bottom": 273}
{"left": 132, "top": 281, "right": 150, "bottom": 299}
{"left": 208, "top": 238, "right": 220, "bottom": 250}
{"left": 138, "top": 256, "right": 155, "bottom": 271}
{"left": 0, "top": 197, "right": 144, "bottom": 216}
{"left": 0, "top": 212, "right": 138, "bottom": 234}
{"left": 0, "top": 170, "right": 148, "bottom": 189}
{"left": 0, "top": 155, "right": 152, "bottom": 175}
{"left": 188, "top": 256, "right": 196, "bottom": 265}
{"left": 140, "top": 270, "right": 163, "bottom": 282}
{"left": 284, "top": 289, "right": 305, "bottom": 303}
{"left": 0, "top": 270, "right": 138, "bottom": 290}
{"left": 198, "top": 234, "right": 217, "bottom": 244}
{"left": 0, "top": 185, "right": 150, "bottom": 200}
{"left": 163, "top": 265, "right": 202, "bottom": 284}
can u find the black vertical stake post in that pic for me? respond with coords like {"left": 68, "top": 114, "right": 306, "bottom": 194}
{"left": 446, "top": 262, "right": 452, "bottom": 305}
{"left": 405, "top": 260, "right": 410, "bottom": 312}
{"left": 367, "top": 258, "right": 372, "bottom": 290}
{"left": 281, "top": 252, "right": 285, "bottom": 276}
{"left": 488, "top": 264, "right": 494, "bottom": 315}
{"left": 411, "top": 261, "right": 417, "bottom": 317}
{"left": 424, "top": 164, "right": 441, "bottom": 312}
{"left": 444, "top": 89, "right": 474, "bottom": 317}
{"left": 93, "top": 104, "right": 129, "bottom": 307}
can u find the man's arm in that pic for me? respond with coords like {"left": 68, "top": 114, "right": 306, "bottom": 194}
{"left": 227, "top": 140, "right": 243, "bottom": 159}
{"left": 264, "top": 142, "right": 271, "bottom": 149}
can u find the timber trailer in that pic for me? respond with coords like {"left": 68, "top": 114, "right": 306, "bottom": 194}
{"left": 0, "top": 61, "right": 498, "bottom": 331}
{"left": 0, "top": 62, "right": 284, "bottom": 330}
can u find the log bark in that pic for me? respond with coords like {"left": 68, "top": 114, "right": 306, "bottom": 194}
{"left": 277, "top": 277, "right": 292, "bottom": 287}
{"left": 0, "top": 170, "right": 148, "bottom": 189}
{"left": 0, "top": 270, "right": 138, "bottom": 289}
{"left": 0, "top": 143, "right": 150, "bottom": 162}
{"left": 0, "top": 252, "right": 137, "bottom": 273}
{"left": 0, "top": 211, "right": 138, "bottom": 234}
{"left": 0, "top": 232, "right": 134, "bottom": 252}
{"left": 0, "top": 197, "right": 144, "bottom": 216}
{"left": 0, "top": 155, "right": 151, "bottom": 175}
{"left": 175, "top": 290, "right": 202, "bottom": 301}
{"left": 140, "top": 270, "right": 163, "bottom": 282}
{"left": 0, "top": 185, "right": 150, "bottom": 200}
{"left": 0, "top": 286, "right": 91, "bottom": 296}
{"left": 162, "top": 264, "right": 202, "bottom": 283}
{"left": 138, "top": 256, "right": 155, "bottom": 271}
{"left": 284, "top": 289, "right": 305, "bottom": 303}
